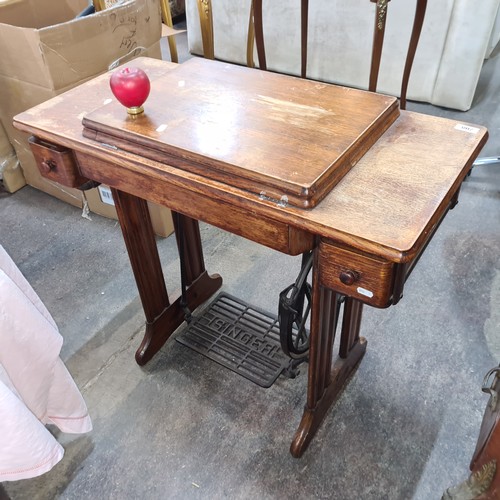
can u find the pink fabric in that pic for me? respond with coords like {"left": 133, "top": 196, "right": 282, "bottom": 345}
{"left": 0, "top": 245, "right": 56, "bottom": 330}
{"left": 0, "top": 380, "right": 64, "bottom": 482}
{"left": 0, "top": 246, "right": 92, "bottom": 481}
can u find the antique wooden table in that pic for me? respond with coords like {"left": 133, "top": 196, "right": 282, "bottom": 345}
{"left": 14, "top": 57, "right": 488, "bottom": 458}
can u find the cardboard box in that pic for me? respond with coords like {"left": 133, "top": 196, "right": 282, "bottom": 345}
{"left": 85, "top": 185, "right": 174, "bottom": 238}
{"left": 0, "top": 0, "right": 163, "bottom": 207}
{"left": 0, "top": 119, "right": 25, "bottom": 193}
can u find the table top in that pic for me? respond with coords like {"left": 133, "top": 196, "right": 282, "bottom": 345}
{"left": 82, "top": 58, "right": 399, "bottom": 209}
{"left": 13, "top": 57, "right": 488, "bottom": 263}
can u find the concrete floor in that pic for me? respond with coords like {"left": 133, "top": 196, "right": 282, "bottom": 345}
{"left": 1, "top": 20, "right": 500, "bottom": 500}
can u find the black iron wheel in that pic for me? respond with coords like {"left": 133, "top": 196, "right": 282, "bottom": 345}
{"left": 278, "top": 252, "right": 313, "bottom": 359}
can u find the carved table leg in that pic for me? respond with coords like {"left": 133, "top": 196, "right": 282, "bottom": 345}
{"left": 112, "top": 189, "right": 222, "bottom": 365}
{"left": 290, "top": 251, "right": 367, "bottom": 458}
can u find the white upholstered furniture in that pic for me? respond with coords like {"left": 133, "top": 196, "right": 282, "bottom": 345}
{"left": 186, "top": 0, "right": 500, "bottom": 111}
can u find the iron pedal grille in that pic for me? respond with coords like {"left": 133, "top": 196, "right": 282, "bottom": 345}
{"left": 175, "top": 293, "right": 295, "bottom": 388}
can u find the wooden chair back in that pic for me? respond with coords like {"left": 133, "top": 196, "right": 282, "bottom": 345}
{"left": 251, "top": 0, "right": 428, "bottom": 110}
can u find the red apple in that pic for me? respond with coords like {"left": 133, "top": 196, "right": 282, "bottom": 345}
{"left": 109, "top": 66, "right": 151, "bottom": 115}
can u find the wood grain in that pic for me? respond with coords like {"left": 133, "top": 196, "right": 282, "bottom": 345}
{"left": 11, "top": 56, "right": 489, "bottom": 460}
{"left": 28, "top": 136, "right": 89, "bottom": 188}
{"left": 74, "top": 152, "right": 314, "bottom": 255}
{"left": 319, "top": 241, "right": 395, "bottom": 308}
{"left": 82, "top": 58, "right": 399, "bottom": 208}
{"left": 13, "top": 58, "right": 488, "bottom": 264}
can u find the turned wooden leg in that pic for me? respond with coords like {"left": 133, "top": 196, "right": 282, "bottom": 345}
{"left": 290, "top": 251, "right": 366, "bottom": 458}
{"left": 112, "top": 189, "right": 222, "bottom": 365}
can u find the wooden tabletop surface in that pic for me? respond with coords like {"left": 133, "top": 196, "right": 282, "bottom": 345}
{"left": 82, "top": 58, "right": 399, "bottom": 209}
{"left": 14, "top": 57, "right": 488, "bottom": 263}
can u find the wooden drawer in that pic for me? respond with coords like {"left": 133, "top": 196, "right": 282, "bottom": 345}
{"left": 319, "top": 241, "right": 396, "bottom": 307}
{"left": 29, "top": 136, "right": 89, "bottom": 188}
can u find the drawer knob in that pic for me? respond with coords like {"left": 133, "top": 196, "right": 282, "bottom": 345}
{"left": 40, "top": 158, "right": 56, "bottom": 173}
{"left": 339, "top": 270, "right": 359, "bottom": 285}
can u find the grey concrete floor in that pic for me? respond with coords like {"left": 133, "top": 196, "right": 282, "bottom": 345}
{"left": 1, "top": 20, "right": 500, "bottom": 500}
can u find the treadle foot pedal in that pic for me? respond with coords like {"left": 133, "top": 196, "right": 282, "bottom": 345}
{"left": 175, "top": 292, "right": 306, "bottom": 388}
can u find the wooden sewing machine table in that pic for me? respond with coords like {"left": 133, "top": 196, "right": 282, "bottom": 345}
{"left": 13, "top": 57, "right": 487, "bottom": 458}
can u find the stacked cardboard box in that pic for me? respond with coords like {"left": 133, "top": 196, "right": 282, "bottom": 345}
{"left": 0, "top": 120, "right": 24, "bottom": 193}
{"left": 0, "top": 0, "right": 173, "bottom": 237}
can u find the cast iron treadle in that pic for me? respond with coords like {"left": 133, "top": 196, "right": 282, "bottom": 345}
{"left": 175, "top": 293, "right": 302, "bottom": 388}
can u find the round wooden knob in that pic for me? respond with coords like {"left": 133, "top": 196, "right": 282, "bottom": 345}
{"left": 40, "top": 159, "right": 56, "bottom": 173}
{"left": 339, "top": 270, "right": 359, "bottom": 285}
